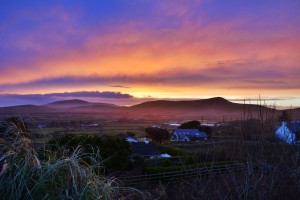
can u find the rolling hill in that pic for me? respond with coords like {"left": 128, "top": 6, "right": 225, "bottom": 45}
{"left": 0, "top": 97, "right": 299, "bottom": 120}
{"left": 45, "top": 99, "right": 91, "bottom": 109}
{"left": 130, "top": 97, "right": 238, "bottom": 111}
{"left": 128, "top": 97, "right": 279, "bottom": 119}
{"left": 45, "top": 99, "right": 121, "bottom": 113}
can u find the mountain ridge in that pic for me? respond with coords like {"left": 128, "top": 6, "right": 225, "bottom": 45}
{"left": 45, "top": 99, "right": 91, "bottom": 109}
{"left": 1, "top": 97, "right": 299, "bottom": 120}
{"left": 130, "top": 97, "right": 233, "bottom": 110}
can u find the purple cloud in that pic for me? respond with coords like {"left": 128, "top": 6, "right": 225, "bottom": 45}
{"left": 111, "top": 85, "right": 131, "bottom": 89}
{"left": 49, "top": 91, "right": 133, "bottom": 98}
{"left": 1, "top": 58, "right": 299, "bottom": 92}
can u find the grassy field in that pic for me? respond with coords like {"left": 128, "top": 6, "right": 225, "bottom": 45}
{"left": 30, "top": 122, "right": 153, "bottom": 144}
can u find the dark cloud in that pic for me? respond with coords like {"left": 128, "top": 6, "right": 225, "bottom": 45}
{"left": 111, "top": 85, "right": 131, "bottom": 88}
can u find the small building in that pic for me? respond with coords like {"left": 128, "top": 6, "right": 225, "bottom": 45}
{"left": 275, "top": 121, "right": 300, "bottom": 144}
{"left": 131, "top": 141, "right": 160, "bottom": 158}
{"left": 126, "top": 137, "right": 138, "bottom": 143}
{"left": 172, "top": 129, "right": 208, "bottom": 141}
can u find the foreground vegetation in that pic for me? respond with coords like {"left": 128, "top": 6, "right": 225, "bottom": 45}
{"left": 0, "top": 118, "right": 146, "bottom": 199}
{"left": 1, "top": 106, "right": 300, "bottom": 199}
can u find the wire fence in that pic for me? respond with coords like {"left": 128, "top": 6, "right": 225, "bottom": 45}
{"left": 119, "top": 163, "right": 247, "bottom": 186}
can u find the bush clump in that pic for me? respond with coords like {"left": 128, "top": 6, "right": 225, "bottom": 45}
{"left": 158, "top": 145, "right": 192, "bottom": 156}
{"left": 0, "top": 118, "right": 145, "bottom": 200}
{"left": 47, "top": 134, "right": 131, "bottom": 173}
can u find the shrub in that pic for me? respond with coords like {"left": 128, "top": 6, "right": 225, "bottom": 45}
{"left": 145, "top": 156, "right": 196, "bottom": 168}
{"left": 145, "top": 127, "right": 170, "bottom": 144}
{"left": 48, "top": 134, "right": 131, "bottom": 172}
{"left": 158, "top": 145, "right": 192, "bottom": 156}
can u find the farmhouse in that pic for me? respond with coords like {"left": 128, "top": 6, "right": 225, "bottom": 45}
{"left": 172, "top": 129, "right": 208, "bottom": 141}
{"left": 275, "top": 121, "right": 300, "bottom": 144}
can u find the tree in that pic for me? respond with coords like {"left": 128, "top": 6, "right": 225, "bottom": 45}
{"left": 178, "top": 120, "right": 211, "bottom": 137}
{"left": 178, "top": 120, "right": 201, "bottom": 129}
{"left": 126, "top": 131, "right": 136, "bottom": 138}
{"left": 145, "top": 127, "right": 170, "bottom": 144}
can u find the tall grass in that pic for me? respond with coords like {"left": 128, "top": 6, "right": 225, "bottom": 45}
{"left": 0, "top": 118, "right": 147, "bottom": 200}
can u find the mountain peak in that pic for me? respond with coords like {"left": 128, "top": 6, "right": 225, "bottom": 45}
{"left": 206, "top": 97, "right": 230, "bottom": 103}
{"left": 131, "top": 97, "right": 233, "bottom": 110}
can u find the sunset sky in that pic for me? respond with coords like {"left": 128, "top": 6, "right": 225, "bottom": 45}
{"left": 0, "top": 0, "right": 299, "bottom": 107}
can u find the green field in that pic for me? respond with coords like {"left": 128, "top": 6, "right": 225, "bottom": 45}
{"left": 30, "top": 122, "right": 157, "bottom": 144}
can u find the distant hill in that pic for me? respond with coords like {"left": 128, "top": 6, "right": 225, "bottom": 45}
{"left": 45, "top": 99, "right": 91, "bottom": 109}
{"left": 129, "top": 97, "right": 279, "bottom": 120}
{"left": 45, "top": 99, "right": 121, "bottom": 113}
{"left": 130, "top": 97, "right": 235, "bottom": 111}
{"left": 0, "top": 99, "right": 120, "bottom": 114}
{"left": 63, "top": 103, "right": 120, "bottom": 113}
{"left": 0, "top": 97, "right": 299, "bottom": 121}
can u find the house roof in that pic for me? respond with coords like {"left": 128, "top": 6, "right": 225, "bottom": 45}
{"left": 173, "top": 129, "right": 207, "bottom": 140}
{"left": 131, "top": 142, "right": 160, "bottom": 157}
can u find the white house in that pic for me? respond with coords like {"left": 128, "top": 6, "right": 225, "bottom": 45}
{"left": 172, "top": 129, "right": 208, "bottom": 141}
{"left": 275, "top": 121, "right": 300, "bottom": 144}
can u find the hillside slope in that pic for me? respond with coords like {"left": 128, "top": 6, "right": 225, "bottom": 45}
{"left": 0, "top": 97, "right": 299, "bottom": 120}
{"left": 45, "top": 99, "right": 91, "bottom": 109}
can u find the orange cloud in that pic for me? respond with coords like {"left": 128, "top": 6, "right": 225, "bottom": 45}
{"left": 1, "top": 0, "right": 299, "bottom": 107}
